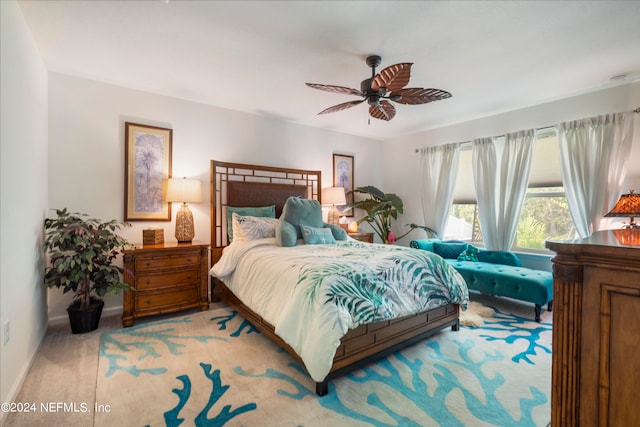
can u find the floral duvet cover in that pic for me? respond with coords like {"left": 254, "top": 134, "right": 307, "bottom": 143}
{"left": 210, "top": 238, "right": 468, "bottom": 382}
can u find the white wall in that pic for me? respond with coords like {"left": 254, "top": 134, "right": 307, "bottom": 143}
{"left": 47, "top": 72, "right": 384, "bottom": 321}
{"left": 0, "top": 0, "right": 49, "bottom": 413}
{"left": 383, "top": 82, "right": 640, "bottom": 248}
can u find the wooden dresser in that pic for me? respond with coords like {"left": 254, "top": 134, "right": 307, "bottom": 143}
{"left": 122, "top": 241, "right": 210, "bottom": 327}
{"left": 546, "top": 229, "right": 640, "bottom": 427}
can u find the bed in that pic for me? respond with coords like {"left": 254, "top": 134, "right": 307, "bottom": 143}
{"left": 209, "top": 160, "right": 468, "bottom": 396}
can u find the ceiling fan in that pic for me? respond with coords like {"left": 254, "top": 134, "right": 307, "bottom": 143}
{"left": 306, "top": 55, "right": 452, "bottom": 122}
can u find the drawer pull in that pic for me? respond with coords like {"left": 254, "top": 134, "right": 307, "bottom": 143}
{"left": 186, "top": 258, "right": 192, "bottom": 263}
{"left": 145, "top": 299, "right": 151, "bottom": 305}
{"left": 146, "top": 280, "right": 152, "bottom": 285}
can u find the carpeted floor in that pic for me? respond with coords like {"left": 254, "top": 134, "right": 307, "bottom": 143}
{"left": 5, "top": 294, "right": 552, "bottom": 426}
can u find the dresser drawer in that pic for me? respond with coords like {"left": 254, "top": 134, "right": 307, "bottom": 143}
{"left": 135, "top": 286, "right": 200, "bottom": 311}
{"left": 135, "top": 269, "right": 199, "bottom": 290}
{"left": 135, "top": 253, "right": 200, "bottom": 272}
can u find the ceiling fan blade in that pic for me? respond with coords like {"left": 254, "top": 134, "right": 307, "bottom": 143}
{"left": 318, "top": 99, "right": 365, "bottom": 115}
{"left": 306, "top": 83, "right": 362, "bottom": 96}
{"left": 369, "top": 100, "right": 396, "bottom": 121}
{"left": 390, "top": 88, "right": 452, "bottom": 105}
{"left": 372, "top": 63, "right": 412, "bottom": 93}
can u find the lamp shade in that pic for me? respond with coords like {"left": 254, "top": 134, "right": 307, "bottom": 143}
{"left": 605, "top": 190, "right": 640, "bottom": 229}
{"left": 166, "top": 178, "right": 202, "bottom": 203}
{"left": 322, "top": 187, "right": 346, "bottom": 206}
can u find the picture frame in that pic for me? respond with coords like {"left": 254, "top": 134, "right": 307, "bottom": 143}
{"left": 333, "top": 153, "right": 354, "bottom": 217}
{"left": 124, "top": 122, "right": 173, "bottom": 221}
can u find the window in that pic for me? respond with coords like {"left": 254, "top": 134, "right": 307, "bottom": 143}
{"left": 445, "top": 204, "right": 479, "bottom": 242}
{"left": 515, "top": 186, "right": 575, "bottom": 250}
{"left": 443, "top": 132, "right": 576, "bottom": 251}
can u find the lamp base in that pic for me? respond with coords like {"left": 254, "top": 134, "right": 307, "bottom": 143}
{"left": 175, "top": 203, "right": 195, "bottom": 242}
{"left": 623, "top": 216, "right": 640, "bottom": 229}
{"left": 327, "top": 206, "right": 340, "bottom": 226}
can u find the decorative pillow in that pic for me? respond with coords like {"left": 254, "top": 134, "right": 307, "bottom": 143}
{"left": 276, "top": 197, "right": 347, "bottom": 247}
{"left": 410, "top": 239, "right": 439, "bottom": 252}
{"left": 226, "top": 205, "right": 275, "bottom": 242}
{"left": 231, "top": 213, "right": 279, "bottom": 242}
{"left": 276, "top": 218, "right": 298, "bottom": 247}
{"left": 324, "top": 223, "right": 347, "bottom": 241}
{"left": 300, "top": 224, "right": 337, "bottom": 245}
{"left": 433, "top": 241, "right": 469, "bottom": 259}
{"left": 457, "top": 244, "right": 479, "bottom": 262}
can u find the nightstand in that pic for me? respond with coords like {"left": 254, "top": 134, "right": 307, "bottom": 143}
{"left": 122, "top": 241, "right": 210, "bottom": 327}
{"left": 348, "top": 232, "right": 374, "bottom": 243}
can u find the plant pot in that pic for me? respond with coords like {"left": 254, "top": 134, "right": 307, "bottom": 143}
{"left": 67, "top": 298, "right": 104, "bottom": 334}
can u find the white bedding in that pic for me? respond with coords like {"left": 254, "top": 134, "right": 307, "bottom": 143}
{"left": 210, "top": 238, "right": 468, "bottom": 382}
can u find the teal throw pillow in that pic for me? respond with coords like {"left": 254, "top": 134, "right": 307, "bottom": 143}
{"left": 276, "top": 197, "right": 324, "bottom": 247}
{"left": 300, "top": 224, "right": 337, "bottom": 244}
{"left": 226, "top": 205, "right": 275, "bottom": 242}
{"left": 410, "top": 239, "right": 439, "bottom": 252}
{"left": 276, "top": 219, "right": 298, "bottom": 247}
{"left": 457, "top": 244, "right": 479, "bottom": 261}
{"left": 433, "top": 241, "right": 469, "bottom": 259}
{"left": 325, "top": 223, "right": 347, "bottom": 241}
{"left": 275, "top": 197, "right": 348, "bottom": 246}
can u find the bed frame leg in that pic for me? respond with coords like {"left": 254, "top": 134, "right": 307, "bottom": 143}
{"left": 534, "top": 304, "right": 542, "bottom": 322}
{"left": 315, "top": 381, "right": 328, "bottom": 396}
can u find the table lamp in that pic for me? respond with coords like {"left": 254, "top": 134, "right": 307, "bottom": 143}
{"left": 322, "top": 187, "right": 346, "bottom": 226}
{"left": 166, "top": 177, "right": 202, "bottom": 242}
{"left": 604, "top": 190, "right": 640, "bottom": 229}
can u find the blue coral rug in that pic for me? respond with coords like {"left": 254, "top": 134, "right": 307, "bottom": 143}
{"left": 95, "top": 304, "right": 551, "bottom": 426}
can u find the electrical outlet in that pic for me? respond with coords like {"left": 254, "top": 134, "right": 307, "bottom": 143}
{"left": 3, "top": 320, "right": 9, "bottom": 345}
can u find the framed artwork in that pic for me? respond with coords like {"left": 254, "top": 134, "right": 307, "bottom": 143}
{"left": 333, "top": 153, "right": 354, "bottom": 217}
{"left": 124, "top": 122, "right": 173, "bottom": 221}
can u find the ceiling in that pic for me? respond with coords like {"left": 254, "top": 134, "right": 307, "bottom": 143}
{"left": 17, "top": 1, "right": 640, "bottom": 141}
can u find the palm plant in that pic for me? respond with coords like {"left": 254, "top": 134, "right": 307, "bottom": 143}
{"left": 346, "top": 186, "right": 436, "bottom": 244}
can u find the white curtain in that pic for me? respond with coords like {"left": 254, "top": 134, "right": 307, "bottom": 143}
{"left": 557, "top": 112, "right": 634, "bottom": 238}
{"left": 473, "top": 130, "right": 536, "bottom": 250}
{"left": 420, "top": 143, "right": 460, "bottom": 238}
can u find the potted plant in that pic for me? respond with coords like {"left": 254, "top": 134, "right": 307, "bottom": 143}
{"left": 44, "top": 208, "right": 132, "bottom": 333}
{"left": 346, "top": 185, "right": 436, "bottom": 244}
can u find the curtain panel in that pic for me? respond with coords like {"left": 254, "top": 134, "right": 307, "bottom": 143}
{"left": 473, "top": 130, "right": 536, "bottom": 251}
{"left": 420, "top": 143, "right": 460, "bottom": 238}
{"left": 557, "top": 112, "right": 634, "bottom": 238}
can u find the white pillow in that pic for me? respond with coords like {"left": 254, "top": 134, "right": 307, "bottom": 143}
{"left": 231, "top": 212, "right": 279, "bottom": 242}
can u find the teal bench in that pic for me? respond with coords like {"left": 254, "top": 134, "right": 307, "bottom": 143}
{"left": 410, "top": 239, "right": 553, "bottom": 322}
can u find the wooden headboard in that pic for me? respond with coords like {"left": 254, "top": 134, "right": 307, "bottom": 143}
{"left": 210, "top": 160, "right": 321, "bottom": 261}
